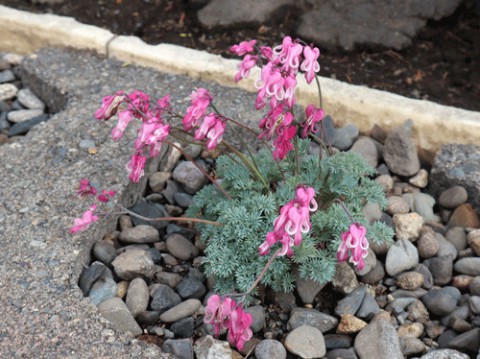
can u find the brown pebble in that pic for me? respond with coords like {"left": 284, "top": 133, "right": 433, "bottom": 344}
{"left": 397, "top": 322, "right": 424, "bottom": 338}
{"left": 467, "top": 229, "right": 480, "bottom": 256}
{"left": 417, "top": 230, "right": 440, "bottom": 258}
{"left": 451, "top": 275, "right": 474, "bottom": 291}
{"left": 448, "top": 204, "right": 479, "bottom": 228}
{"left": 396, "top": 271, "right": 424, "bottom": 290}
{"left": 336, "top": 314, "right": 367, "bottom": 334}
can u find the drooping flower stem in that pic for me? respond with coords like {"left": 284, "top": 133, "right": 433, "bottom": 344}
{"left": 293, "top": 134, "right": 301, "bottom": 175}
{"left": 107, "top": 204, "right": 223, "bottom": 226}
{"left": 165, "top": 140, "right": 233, "bottom": 200}
{"left": 221, "top": 140, "right": 270, "bottom": 192}
{"left": 335, "top": 198, "right": 355, "bottom": 223}
{"left": 314, "top": 74, "right": 323, "bottom": 109}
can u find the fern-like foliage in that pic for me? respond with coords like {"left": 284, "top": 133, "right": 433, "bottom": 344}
{"left": 186, "top": 139, "right": 393, "bottom": 295}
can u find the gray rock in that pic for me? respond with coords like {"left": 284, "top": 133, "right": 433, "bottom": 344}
{"left": 413, "top": 192, "right": 439, "bottom": 222}
{"left": 163, "top": 339, "right": 193, "bottom": 359}
{"left": 17, "top": 88, "right": 46, "bottom": 110}
{"left": 149, "top": 171, "right": 171, "bottom": 192}
{"left": 176, "top": 275, "right": 206, "bottom": 300}
{"left": 198, "top": 0, "right": 291, "bottom": 26}
{"left": 125, "top": 277, "right": 149, "bottom": 318}
{"left": 174, "top": 192, "right": 194, "bottom": 208}
{"left": 172, "top": 161, "right": 208, "bottom": 194}
{"left": 166, "top": 233, "right": 198, "bottom": 260}
{"left": 454, "top": 257, "right": 480, "bottom": 276}
{"left": 98, "top": 297, "right": 142, "bottom": 336}
{"left": 111, "top": 247, "right": 156, "bottom": 280}
{"left": 78, "top": 261, "right": 107, "bottom": 296}
{"left": 400, "top": 337, "right": 425, "bottom": 356}
{"left": 445, "top": 227, "right": 467, "bottom": 252}
{"left": 384, "top": 120, "right": 420, "bottom": 176}
{"left": 385, "top": 239, "right": 419, "bottom": 276}
{"left": 448, "top": 327, "right": 480, "bottom": 353}
{"left": 362, "top": 202, "right": 383, "bottom": 224}
{"left": 417, "top": 230, "right": 440, "bottom": 258}
{"left": 255, "top": 339, "right": 286, "bottom": 359}
{"left": 128, "top": 199, "right": 169, "bottom": 230}
{"left": 7, "top": 109, "right": 44, "bottom": 123}
{"left": 333, "top": 124, "right": 359, "bottom": 150}
{"left": 92, "top": 239, "right": 117, "bottom": 265}
{"left": 356, "top": 292, "right": 380, "bottom": 320}
{"left": 273, "top": 291, "right": 297, "bottom": 313}
{"left": 288, "top": 307, "right": 338, "bottom": 333}
{"left": 420, "top": 349, "right": 469, "bottom": 359}
{"left": 159, "top": 299, "right": 202, "bottom": 323}
{"left": 354, "top": 320, "right": 402, "bottom": 359}
{"left": 297, "top": 0, "right": 461, "bottom": 50}
{"left": 326, "top": 348, "right": 358, "bottom": 359}
{"left": 244, "top": 305, "right": 265, "bottom": 333}
{"left": 335, "top": 286, "right": 367, "bottom": 316}
{"left": 294, "top": 267, "right": 326, "bottom": 304}
{"left": 119, "top": 224, "right": 159, "bottom": 244}
{"left": 156, "top": 271, "right": 183, "bottom": 288}
{"left": 413, "top": 263, "right": 434, "bottom": 290}
{"left": 151, "top": 284, "right": 182, "bottom": 313}
{"left": 0, "top": 69, "right": 15, "bottom": 83}
{"left": 284, "top": 325, "right": 326, "bottom": 358}
{"left": 469, "top": 276, "right": 480, "bottom": 296}
{"left": 359, "top": 261, "right": 385, "bottom": 285}
{"left": 0, "top": 83, "right": 18, "bottom": 100}
{"left": 323, "top": 334, "right": 352, "bottom": 350}
{"left": 170, "top": 317, "right": 195, "bottom": 338}
{"left": 422, "top": 288, "right": 457, "bottom": 316}
{"left": 425, "top": 255, "right": 453, "bottom": 286}
{"left": 439, "top": 185, "right": 469, "bottom": 209}
{"left": 89, "top": 276, "right": 118, "bottom": 306}
{"left": 349, "top": 136, "right": 379, "bottom": 169}
{"left": 162, "top": 179, "right": 182, "bottom": 205}
{"left": 468, "top": 296, "right": 480, "bottom": 315}
{"left": 436, "top": 233, "right": 458, "bottom": 259}
{"left": 332, "top": 262, "right": 359, "bottom": 294}
{"left": 353, "top": 247, "right": 377, "bottom": 276}
{"left": 429, "top": 144, "right": 480, "bottom": 212}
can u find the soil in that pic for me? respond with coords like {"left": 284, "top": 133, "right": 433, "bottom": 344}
{"left": 2, "top": 0, "right": 479, "bottom": 112}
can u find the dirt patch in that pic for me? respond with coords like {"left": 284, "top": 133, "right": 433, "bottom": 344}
{"left": 2, "top": 0, "right": 479, "bottom": 112}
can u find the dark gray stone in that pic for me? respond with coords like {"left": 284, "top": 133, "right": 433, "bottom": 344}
{"left": 128, "top": 199, "right": 169, "bottom": 230}
{"left": 176, "top": 275, "right": 206, "bottom": 300}
{"left": 244, "top": 305, "right": 266, "bottom": 333}
{"left": 163, "top": 338, "right": 193, "bottom": 359}
{"left": 151, "top": 284, "right": 182, "bottom": 313}
{"left": 174, "top": 192, "right": 194, "bottom": 208}
{"left": 78, "top": 261, "right": 107, "bottom": 296}
{"left": 97, "top": 297, "right": 142, "bottom": 336}
{"left": 92, "top": 239, "right": 117, "bottom": 265}
{"left": 89, "top": 276, "right": 118, "bottom": 306}
{"left": 425, "top": 255, "right": 453, "bottom": 286}
{"left": 335, "top": 286, "right": 367, "bottom": 316}
{"left": 170, "top": 317, "right": 195, "bottom": 338}
{"left": 326, "top": 348, "right": 358, "bottom": 359}
{"left": 287, "top": 307, "right": 338, "bottom": 333}
{"left": 324, "top": 334, "right": 352, "bottom": 349}
{"left": 162, "top": 179, "right": 182, "bottom": 205}
{"left": 448, "top": 327, "right": 480, "bottom": 354}
{"left": 430, "top": 144, "right": 480, "bottom": 211}
{"left": 422, "top": 288, "right": 457, "bottom": 316}
{"left": 297, "top": 0, "right": 462, "bottom": 50}
{"left": 356, "top": 292, "right": 380, "bottom": 320}
{"left": 7, "top": 114, "right": 49, "bottom": 136}
{"left": 333, "top": 124, "right": 359, "bottom": 150}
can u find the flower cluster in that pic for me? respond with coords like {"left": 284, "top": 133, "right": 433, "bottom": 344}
{"left": 259, "top": 186, "right": 318, "bottom": 256}
{"left": 95, "top": 90, "right": 171, "bottom": 182}
{"left": 204, "top": 294, "right": 252, "bottom": 350}
{"left": 70, "top": 178, "right": 115, "bottom": 233}
{"left": 182, "top": 88, "right": 226, "bottom": 150}
{"left": 70, "top": 179, "right": 116, "bottom": 233}
{"left": 231, "top": 37, "right": 323, "bottom": 160}
{"left": 337, "top": 223, "right": 369, "bottom": 270}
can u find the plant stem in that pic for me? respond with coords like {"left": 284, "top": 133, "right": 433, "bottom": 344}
{"left": 314, "top": 74, "right": 323, "bottom": 109}
{"left": 244, "top": 249, "right": 281, "bottom": 297}
{"left": 108, "top": 205, "right": 223, "bottom": 226}
{"left": 165, "top": 140, "right": 233, "bottom": 200}
{"left": 335, "top": 199, "right": 355, "bottom": 223}
{"left": 294, "top": 134, "right": 301, "bottom": 175}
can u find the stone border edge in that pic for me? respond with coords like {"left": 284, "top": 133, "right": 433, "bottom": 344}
{"left": 1, "top": 5, "right": 479, "bottom": 154}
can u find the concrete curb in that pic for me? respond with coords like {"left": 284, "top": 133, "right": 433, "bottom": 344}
{"left": 1, "top": 4, "right": 480, "bottom": 153}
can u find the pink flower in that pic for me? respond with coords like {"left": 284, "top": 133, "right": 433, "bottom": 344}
{"left": 94, "top": 91, "right": 125, "bottom": 120}
{"left": 97, "top": 190, "right": 116, "bottom": 203}
{"left": 182, "top": 88, "right": 213, "bottom": 131}
{"left": 230, "top": 40, "right": 256, "bottom": 56}
{"left": 111, "top": 110, "right": 134, "bottom": 140}
{"left": 127, "top": 90, "right": 150, "bottom": 118}
{"left": 234, "top": 54, "right": 259, "bottom": 82}
{"left": 204, "top": 294, "right": 235, "bottom": 337}
{"left": 134, "top": 121, "right": 170, "bottom": 157}
{"left": 272, "top": 125, "right": 296, "bottom": 161}
{"left": 337, "top": 223, "right": 369, "bottom": 270}
{"left": 70, "top": 205, "right": 99, "bottom": 233}
{"left": 283, "top": 74, "right": 297, "bottom": 108}
{"left": 301, "top": 105, "right": 325, "bottom": 138}
{"left": 259, "top": 186, "right": 318, "bottom": 256}
{"left": 75, "top": 178, "right": 97, "bottom": 197}
{"left": 226, "top": 306, "right": 253, "bottom": 351}
{"left": 301, "top": 45, "right": 321, "bottom": 84}
{"left": 156, "top": 95, "right": 171, "bottom": 114}
{"left": 126, "top": 154, "right": 147, "bottom": 183}
{"left": 194, "top": 113, "right": 226, "bottom": 150}
{"left": 258, "top": 104, "right": 293, "bottom": 141}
